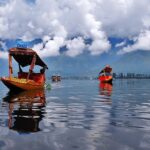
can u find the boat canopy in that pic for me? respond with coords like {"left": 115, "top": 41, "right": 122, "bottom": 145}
{"left": 9, "top": 47, "right": 48, "bottom": 69}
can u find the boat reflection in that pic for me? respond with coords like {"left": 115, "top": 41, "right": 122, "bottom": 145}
{"left": 99, "top": 82, "right": 113, "bottom": 96}
{"left": 3, "top": 89, "right": 45, "bottom": 133}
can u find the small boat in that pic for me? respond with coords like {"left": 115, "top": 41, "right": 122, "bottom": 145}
{"left": 51, "top": 75, "right": 61, "bottom": 82}
{"left": 98, "top": 65, "right": 113, "bottom": 83}
{"left": 1, "top": 47, "right": 48, "bottom": 91}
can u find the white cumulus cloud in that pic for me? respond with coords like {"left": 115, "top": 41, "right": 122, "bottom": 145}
{"left": 0, "top": 41, "right": 8, "bottom": 59}
{"left": 118, "top": 30, "right": 150, "bottom": 54}
{"left": 0, "top": 0, "right": 150, "bottom": 57}
{"left": 0, "top": 51, "right": 8, "bottom": 59}
{"left": 115, "top": 41, "right": 126, "bottom": 48}
{"left": 65, "top": 37, "right": 85, "bottom": 57}
{"left": 33, "top": 36, "right": 65, "bottom": 57}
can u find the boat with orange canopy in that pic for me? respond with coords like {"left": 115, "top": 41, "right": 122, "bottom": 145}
{"left": 98, "top": 65, "right": 113, "bottom": 83}
{"left": 1, "top": 47, "right": 48, "bottom": 91}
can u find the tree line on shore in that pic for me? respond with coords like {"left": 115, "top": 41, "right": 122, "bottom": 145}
{"left": 113, "top": 73, "right": 150, "bottom": 79}
{"left": 59, "top": 73, "right": 150, "bottom": 80}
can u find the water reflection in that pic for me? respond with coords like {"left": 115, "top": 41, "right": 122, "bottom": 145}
{"left": 99, "top": 82, "right": 113, "bottom": 96}
{"left": 0, "top": 80, "right": 149, "bottom": 150}
{"left": 3, "top": 90, "right": 45, "bottom": 133}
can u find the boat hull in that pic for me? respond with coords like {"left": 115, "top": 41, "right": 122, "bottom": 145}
{"left": 98, "top": 76, "right": 113, "bottom": 83}
{"left": 1, "top": 77, "right": 44, "bottom": 91}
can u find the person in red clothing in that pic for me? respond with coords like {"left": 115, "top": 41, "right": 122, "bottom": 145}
{"left": 104, "top": 65, "right": 112, "bottom": 73}
{"left": 99, "top": 65, "right": 112, "bottom": 75}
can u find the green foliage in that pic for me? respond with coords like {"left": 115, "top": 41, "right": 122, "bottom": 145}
{"left": 44, "top": 83, "right": 51, "bottom": 90}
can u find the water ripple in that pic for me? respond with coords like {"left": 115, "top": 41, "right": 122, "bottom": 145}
{"left": 0, "top": 80, "right": 150, "bottom": 150}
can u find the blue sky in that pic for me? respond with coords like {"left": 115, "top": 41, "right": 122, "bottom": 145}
{"left": 0, "top": 0, "right": 150, "bottom": 74}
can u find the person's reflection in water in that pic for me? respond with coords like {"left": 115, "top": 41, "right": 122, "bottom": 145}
{"left": 99, "top": 82, "right": 113, "bottom": 96}
{"left": 3, "top": 89, "right": 45, "bottom": 133}
{"left": 99, "top": 82, "right": 113, "bottom": 104}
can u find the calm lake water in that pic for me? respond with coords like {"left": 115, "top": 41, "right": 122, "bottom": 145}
{"left": 0, "top": 79, "right": 150, "bottom": 150}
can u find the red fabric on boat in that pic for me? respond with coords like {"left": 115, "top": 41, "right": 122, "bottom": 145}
{"left": 99, "top": 76, "right": 111, "bottom": 81}
{"left": 31, "top": 74, "right": 45, "bottom": 83}
{"left": 18, "top": 72, "right": 28, "bottom": 79}
{"left": 18, "top": 72, "right": 45, "bottom": 83}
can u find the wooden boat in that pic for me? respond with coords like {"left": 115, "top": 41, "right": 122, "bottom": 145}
{"left": 98, "top": 65, "right": 113, "bottom": 83}
{"left": 1, "top": 47, "right": 48, "bottom": 91}
{"left": 51, "top": 75, "right": 61, "bottom": 82}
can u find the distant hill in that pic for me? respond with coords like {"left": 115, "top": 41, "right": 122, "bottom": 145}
{"left": 0, "top": 50, "right": 150, "bottom": 78}
{"left": 45, "top": 52, "right": 117, "bottom": 77}
{"left": 112, "top": 51, "right": 150, "bottom": 73}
